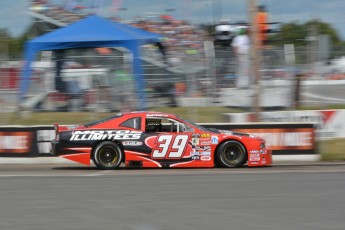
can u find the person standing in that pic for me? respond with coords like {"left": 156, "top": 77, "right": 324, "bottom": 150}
{"left": 255, "top": 5, "right": 269, "bottom": 48}
{"left": 231, "top": 27, "right": 251, "bottom": 89}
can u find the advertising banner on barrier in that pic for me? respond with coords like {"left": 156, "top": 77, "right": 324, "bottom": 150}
{"left": 0, "top": 132, "right": 33, "bottom": 154}
{"left": 202, "top": 123, "right": 315, "bottom": 155}
{"left": 0, "top": 126, "right": 54, "bottom": 157}
{"left": 225, "top": 110, "right": 345, "bottom": 139}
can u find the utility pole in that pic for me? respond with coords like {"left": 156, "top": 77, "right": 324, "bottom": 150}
{"left": 247, "top": 0, "right": 262, "bottom": 121}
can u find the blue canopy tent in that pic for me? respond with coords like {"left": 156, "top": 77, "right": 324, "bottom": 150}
{"left": 20, "top": 15, "right": 162, "bottom": 110}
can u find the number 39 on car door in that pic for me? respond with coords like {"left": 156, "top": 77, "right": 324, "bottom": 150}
{"left": 151, "top": 134, "right": 190, "bottom": 159}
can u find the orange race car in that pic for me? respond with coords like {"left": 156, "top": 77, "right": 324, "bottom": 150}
{"left": 51, "top": 111, "right": 272, "bottom": 169}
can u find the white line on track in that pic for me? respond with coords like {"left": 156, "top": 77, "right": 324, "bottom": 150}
{"left": 1, "top": 169, "right": 345, "bottom": 178}
{"left": 0, "top": 173, "right": 105, "bottom": 177}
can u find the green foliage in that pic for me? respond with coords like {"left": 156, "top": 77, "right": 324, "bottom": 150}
{"left": 0, "top": 28, "right": 29, "bottom": 59}
{"left": 319, "top": 138, "right": 345, "bottom": 161}
{"left": 306, "top": 20, "right": 342, "bottom": 45}
{"left": 270, "top": 19, "right": 343, "bottom": 46}
{"left": 270, "top": 22, "right": 308, "bottom": 46}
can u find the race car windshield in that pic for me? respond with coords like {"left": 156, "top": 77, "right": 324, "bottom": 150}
{"left": 84, "top": 113, "right": 123, "bottom": 127}
{"left": 177, "top": 116, "right": 211, "bottom": 132}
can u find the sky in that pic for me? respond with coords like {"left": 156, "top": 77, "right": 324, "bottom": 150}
{"left": 0, "top": 0, "right": 344, "bottom": 39}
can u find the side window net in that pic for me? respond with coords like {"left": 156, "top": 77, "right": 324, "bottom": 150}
{"left": 145, "top": 118, "right": 162, "bottom": 132}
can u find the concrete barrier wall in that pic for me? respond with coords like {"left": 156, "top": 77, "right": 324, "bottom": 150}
{"left": 201, "top": 123, "right": 315, "bottom": 155}
{"left": 0, "top": 125, "right": 54, "bottom": 157}
{"left": 0, "top": 123, "right": 316, "bottom": 159}
{"left": 223, "top": 109, "right": 345, "bottom": 140}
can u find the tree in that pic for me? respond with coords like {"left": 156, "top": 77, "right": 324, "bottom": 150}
{"left": 270, "top": 19, "right": 343, "bottom": 47}
{"left": 307, "top": 20, "right": 342, "bottom": 45}
{"left": 0, "top": 27, "right": 31, "bottom": 59}
{"left": 270, "top": 22, "right": 308, "bottom": 46}
{"left": 0, "top": 29, "right": 11, "bottom": 59}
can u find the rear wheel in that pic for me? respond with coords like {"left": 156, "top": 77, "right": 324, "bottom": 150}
{"left": 92, "top": 141, "right": 123, "bottom": 170}
{"left": 215, "top": 140, "right": 247, "bottom": 168}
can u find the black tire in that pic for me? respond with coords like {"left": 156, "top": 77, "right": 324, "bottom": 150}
{"left": 92, "top": 141, "right": 123, "bottom": 170}
{"left": 215, "top": 140, "right": 247, "bottom": 168}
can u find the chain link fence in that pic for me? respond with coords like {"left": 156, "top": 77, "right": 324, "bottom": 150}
{"left": 1, "top": 44, "right": 345, "bottom": 125}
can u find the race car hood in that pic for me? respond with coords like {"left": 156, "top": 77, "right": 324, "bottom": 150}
{"left": 215, "top": 129, "right": 265, "bottom": 142}
{"left": 217, "top": 129, "right": 249, "bottom": 136}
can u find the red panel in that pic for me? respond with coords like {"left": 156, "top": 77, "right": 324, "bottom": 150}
{"left": 62, "top": 153, "right": 91, "bottom": 166}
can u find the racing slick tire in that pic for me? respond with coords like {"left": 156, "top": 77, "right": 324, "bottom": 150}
{"left": 215, "top": 140, "right": 247, "bottom": 168}
{"left": 92, "top": 141, "right": 123, "bottom": 170}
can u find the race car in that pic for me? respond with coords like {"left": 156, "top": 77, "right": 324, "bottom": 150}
{"left": 51, "top": 111, "right": 272, "bottom": 169}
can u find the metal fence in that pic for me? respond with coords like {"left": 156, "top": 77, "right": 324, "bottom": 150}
{"left": 0, "top": 44, "right": 345, "bottom": 123}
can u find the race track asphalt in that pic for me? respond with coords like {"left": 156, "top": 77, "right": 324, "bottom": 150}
{"left": 0, "top": 162, "right": 344, "bottom": 230}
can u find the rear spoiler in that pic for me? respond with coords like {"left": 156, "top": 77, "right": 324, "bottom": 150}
{"left": 54, "top": 123, "right": 82, "bottom": 134}
{"left": 54, "top": 122, "right": 59, "bottom": 137}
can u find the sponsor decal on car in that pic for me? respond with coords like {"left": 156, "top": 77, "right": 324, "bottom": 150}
{"left": 201, "top": 133, "right": 211, "bottom": 138}
{"left": 200, "top": 137, "right": 210, "bottom": 142}
{"left": 190, "top": 150, "right": 201, "bottom": 156}
{"left": 191, "top": 150, "right": 211, "bottom": 156}
{"left": 250, "top": 157, "right": 261, "bottom": 161}
{"left": 70, "top": 130, "right": 142, "bottom": 141}
{"left": 196, "top": 146, "right": 211, "bottom": 151}
{"left": 201, "top": 156, "right": 211, "bottom": 161}
{"left": 262, "top": 157, "right": 266, "bottom": 164}
{"left": 122, "top": 141, "right": 143, "bottom": 146}
{"left": 192, "top": 137, "right": 200, "bottom": 145}
{"left": 200, "top": 141, "right": 211, "bottom": 145}
{"left": 249, "top": 153, "right": 260, "bottom": 161}
{"left": 201, "top": 151, "right": 211, "bottom": 156}
{"left": 250, "top": 150, "right": 259, "bottom": 153}
{"left": 211, "top": 136, "right": 218, "bottom": 144}
{"left": 151, "top": 134, "right": 189, "bottom": 159}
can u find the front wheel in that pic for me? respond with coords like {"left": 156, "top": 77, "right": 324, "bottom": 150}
{"left": 215, "top": 140, "right": 247, "bottom": 168}
{"left": 92, "top": 141, "right": 123, "bottom": 170}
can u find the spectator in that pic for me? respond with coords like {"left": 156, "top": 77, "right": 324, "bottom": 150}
{"left": 255, "top": 5, "right": 269, "bottom": 47}
{"left": 231, "top": 27, "right": 251, "bottom": 89}
{"left": 214, "top": 19, "right": 236, "bottom": 47}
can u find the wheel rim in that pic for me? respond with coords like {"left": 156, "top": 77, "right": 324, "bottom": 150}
{"left": 221, "top": 144, "right": 243, "bottom": 165}
{"left": 97, "top": 146, "right": 120, "bottom": 167}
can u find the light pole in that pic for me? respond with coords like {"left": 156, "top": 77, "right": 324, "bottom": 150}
{"left": 247, "top": 0, "right": 262, "bottom": 121}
